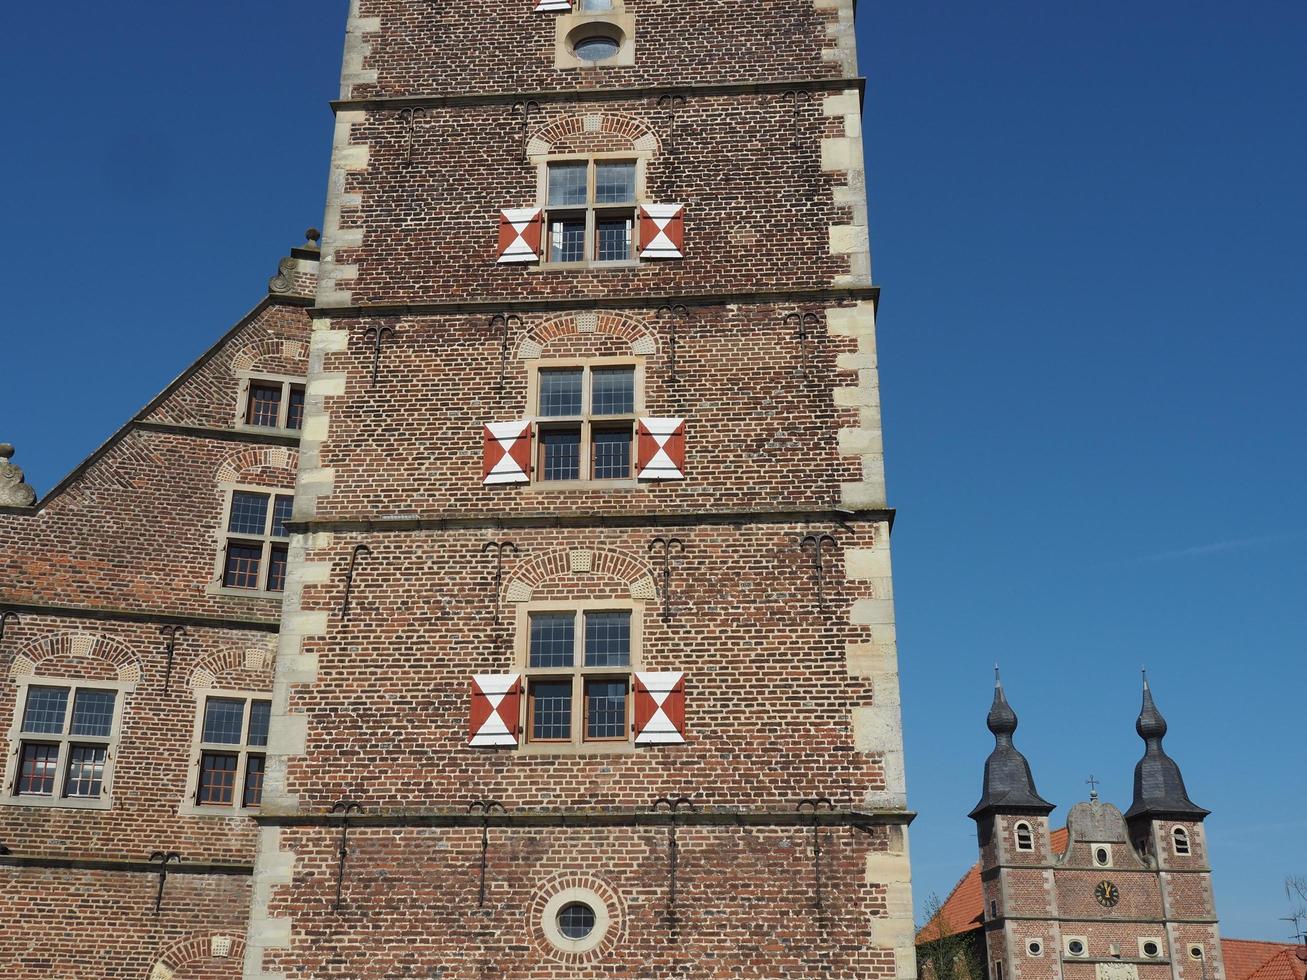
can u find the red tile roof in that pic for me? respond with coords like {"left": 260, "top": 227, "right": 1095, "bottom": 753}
{"left": 917, "top": 837, "right": 1307, "bottom": 980}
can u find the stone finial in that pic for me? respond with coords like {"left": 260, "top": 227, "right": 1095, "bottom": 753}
{"left": 0, "top": 445, "right": 37, "bottom": 507}
{"left": 304, "top": 228, "right": 322, "bottom": 252}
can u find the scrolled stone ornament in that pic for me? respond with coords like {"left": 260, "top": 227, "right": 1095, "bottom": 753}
{"left": 0, "top": 444, "right": 36, "bottom": 507}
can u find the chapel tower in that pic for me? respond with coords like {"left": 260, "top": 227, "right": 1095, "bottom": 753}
{"left": 971, "top": 677, "right": 1224, "bottom": 980}
{"left": 245, "top": 0, "right": 913, "bottom": 976}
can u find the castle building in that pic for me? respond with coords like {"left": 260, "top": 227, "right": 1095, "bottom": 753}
{"left": 0, "top": 0, "right": 914, "bottom": 977}
{"left": 921, "top": 675, "right": 1228, "bottom": 980}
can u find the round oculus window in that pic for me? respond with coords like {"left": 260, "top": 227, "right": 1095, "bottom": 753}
{"left": 558, "top": 902, "right": 597, "bottom": 941}
{"left": 1144, "top": 942, "right": 1161, "bottom": 958}
{"left": 573, "top": 34, "right": 620, "bottom": 62}
{"left": 1028, "top": 941, "right": 1043, "bottom": 957}
{"left": 1069, "top": 941, "right": 1086, "bottom": 957}
{"left": 1095, "top": 847, "right": 1110, "bottom": 865}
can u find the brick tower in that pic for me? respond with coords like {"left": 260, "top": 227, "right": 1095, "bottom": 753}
{"left": 244, "top": 0, "right": 915, "bottom": 976}
{"left": 970, "top": 676, "right": 1224, "bottom": 980}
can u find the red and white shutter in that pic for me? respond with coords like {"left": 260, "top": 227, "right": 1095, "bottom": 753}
{"left": 634, "top": 672, "right": 686, "bottom": 745}
{"left": 636, "top": 418, "right": 685, "bottom": 480}
{"left": 483, "top": 421, "right": 533, "bottom": 484}
{"left": 469, "top": 674, "right": 522, "bottom": 748}
{"left": 638, "top": 205, "right": 685, "bottom": 259}
{"left": 497, "top": 208, "right": 543, "bottom": 263}
{"left": 533, "top": 0, "right": 571, "bottom": 10}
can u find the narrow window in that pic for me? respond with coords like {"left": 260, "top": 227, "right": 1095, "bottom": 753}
{"left": 220, "top": 489, "right": 294, "bottom": 593}
{"left": 244, "top": 378, "right": 307, "bottom": 431}
{"left": 12, "top": 684, "right": 119, "bottom": 802}
{"left": 1014, "top": 821, "right": 1034, "bottom": 851}
{"left": 1172, "top": 827, "right": 1191, "bottom": 855}
{"left": 193, "top": 694, "right": 271, "bottom": 811}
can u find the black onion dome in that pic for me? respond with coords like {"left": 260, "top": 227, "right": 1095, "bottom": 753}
{"left": 1125, "top": 675, "right": 1210, "bottom": 822}
{"left": 970, "top": 672, "right": 1055, "bottom": 820}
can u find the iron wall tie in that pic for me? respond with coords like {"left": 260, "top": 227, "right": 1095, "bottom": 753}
{"left": 655, "top": 304, "right": 688, "bottom": 384}
{"left": 510, "top": 100, "right": 541, "bottom": 163}
{"left": 340, "top": 544, "right": 372, "bottom": 621}
{"left": 149, "top": 850, "right": 182, "bottom": 915}
{"left": 0, "top": 610, "right": 19, "bottom": 649}
{"left": 647, "top": 537, "right": 686, "bottom": 624}
{"left": 653, "top": 796, "right": 696, "bottom": 925}
{"left": 330, "top": 799, "right": 363, "bottom": 912}
{"left": 488, "top": 314, "right": 522, "bottom": 401}
{"left": 781, "top": 89, "right": 813, "bottom": 150}
{"left": 362, "top": 326, "right": 396, "bottom": 387}
{"left": 481, "top": 541, "right": 518, "bottom": 626}
{"left": 799, "top": 533, "right": 838, "bottom": 610}
{"left": 798, "top": 798, "right": 834, "bottom": 926}
{"left": 468, "top": 799, "right": 506, "bottom": 908}
{"left": 398, "top": 106, "right": 427, "bottom": 167}
{"left": 784, "top": 311, "right": 821, "bottom": 381}
{"left": 159, "top": 625, "right": 187, "bottom": 695}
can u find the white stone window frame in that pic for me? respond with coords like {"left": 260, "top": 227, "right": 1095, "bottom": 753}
{"left": 525, "top": 356, "right": 646, "bottom": 489}
{"left": 178, "top": 688, "right": 272, "bottom": 818}
{"left": 1139, "top": 938, "right": 1166, "bottom": 960}
{"left": 533, "top": 153, "right": 651, "bottom": 270}
{"left": 554, "top": 4, "right": 636, "bottom": 71}
{"left": 1172, "top": 826, "right": 1192, "bottom": 855}
{"left": 540, "top": 886, "right": 613, "bottom": 955}
{"left": 207, "top": 482, "right": 295, "bottom": 599}
{"left": 234, "top": 372, "right": 307, "bottom": 434}
{"left": 1014, "top": 820, "right": 1035, "bottom": 852}
{"left": 514, "top": 598, "right": 644, "bottom": 755}
{"left": 1092, "top": 843, "right": 1114, "bottom": 867}
{"left": 2, "top": 675, "right": 134, "bottom": 812}
{"left": 1065, "top": 936, "right": 1090, "bottom": 958}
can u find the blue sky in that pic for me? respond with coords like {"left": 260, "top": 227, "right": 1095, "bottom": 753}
{"left": 1, "top": 0, "right": 1303, "bottom": 940}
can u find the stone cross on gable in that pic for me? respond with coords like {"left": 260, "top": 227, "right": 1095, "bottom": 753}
{"left": 1087, "top": 775, "right": 1101, "bottom": 800}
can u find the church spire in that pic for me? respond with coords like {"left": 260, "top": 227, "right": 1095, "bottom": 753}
{"left": 1124, "top": 672, "right": 1210, "bottom": 822}
{"left": 970, "top": 668, "right": 1054, "bottom": 819}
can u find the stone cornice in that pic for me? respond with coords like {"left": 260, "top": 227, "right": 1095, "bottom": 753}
{"left": 331, "top": 75, "right": 866, "bottom": 114}
{"left": 0, "top": 854, "right": 253, "bottom": 876}
{"left": 0, "top": 601, "right": 280, "bottom": 634}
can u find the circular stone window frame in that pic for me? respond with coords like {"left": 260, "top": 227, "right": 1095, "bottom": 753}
{"left": 541, "top": 887, "right": 612, "bottom": 956}
{"left": 554, "top": 9, "right": 636, "bottom": 70}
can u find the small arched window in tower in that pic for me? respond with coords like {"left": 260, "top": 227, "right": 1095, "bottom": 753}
{"left": 1014, "top": 821, "right": 1034, "bottom": 852}
{"left": 990, "top": 900, "right": 998, "bottom": 920}
{"left": 1173, "top": 827, "right": 1191, "bottom": 855}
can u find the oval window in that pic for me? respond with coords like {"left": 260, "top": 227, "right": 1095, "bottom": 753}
{"left": 574, "top": 35, "right": 620, "bottom": 62}
{"left": 558, "top": 902, "right": 596, "bottom": 940}
{"left": 1095, "top": 847, "right": 1110, "bottom": 866}
{"left": 1069, "top": 941, "right": 1086, "bottom": 957}
{"left": 1144, "top": 942, "right": 1161, "bottom": 958}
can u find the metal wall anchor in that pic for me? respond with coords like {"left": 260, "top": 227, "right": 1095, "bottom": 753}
{"left": 648, "top": 537, "right": 686, "bottom": 624}
{"left": 0, "top": 610, "right": 19, "bottom": 646}
{"left": 798, "top": 797, "right": 834, "bottom": 924}
{"left": 488, "top": 314, "right": 522, "bottom": 400}
{"left": 159, "top": 625, "right": 187, "bottom": 694}
{"left": 781, "top": 89, "right": 813, "bottom": 150}
{"left": 362, "top": 326, "right": 395, "bottom": 387}
{"left": 149, "top": 851, "right": 182, "bottom": 915}
{"left": 340, "top": 544, "right": 372, "bottom": 621}
{"left": 784, "top": 311, "right": 821, "bottom": 380}
{"left": 656, "top": 93, "right": 687, "bottom": 193}
{"left": 799, "top": 533, "right": 838, "bottom": 610}
{"left": 468, "top": 799, "right": 506, "bottom": 908}
{"left": 398, "top": 106, "right": 427, "bottom": 166}
{"left": 330, "top": 799, "right": 363, "bottom": 913}
{"left": 653, "top": 796, "right": 696, "bottom": 924}
{"left": 481, "top": 541, "right": 518, "bottom": 626}
{"left": 655, "top": 304, "right": 688, "bottom": 383}
{"left": 511, "top": 100, "right": 541, "bottom": 162}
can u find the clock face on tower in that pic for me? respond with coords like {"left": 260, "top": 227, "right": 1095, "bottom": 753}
{"left": 1095, "top": 880, "right": 1121, "bottom": 908}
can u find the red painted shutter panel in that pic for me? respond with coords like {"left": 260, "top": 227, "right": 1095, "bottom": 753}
{"left": 483, "top": 421, "right": 533, "bottom": 484}
{"left": 634, "top": 672, "right": 686, "bottom": 745}
{"left": 470, "top": 675, "right": 521, "bottom": 747}
{"left": 636, "top": 418, "right": 686, "bottom": 480}
{"left": 497, "top": 208, "right": 542, "bottom": 263}
{"left": 638, "top": 205, "right": 685, "bottom": 259}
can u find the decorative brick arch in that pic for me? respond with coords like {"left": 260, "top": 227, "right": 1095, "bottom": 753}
{"left": 215, "top": 446, "right": 299, "bottom": 485}
{"left": 527, "top": 112, "right": 661, "bottom": 158}
{"left": 229, "top": 338, "right": 308, "bottom": 375}
{"left": 503, "top": 546, "right": 657, "bottom": 603}
{"left": 188, "top": 643, "right": 276, "bottom": 693}
{"left": 148, "top": 933, "right": 246, "bottom": 979}
{"left": 527, "top": 871, "right": 628, "bottom": 967}
{"left": 516, "top": 311, "right": 658, "bottom": 360}
{"left": 9, "top": 631, "right": 141, "bottom": 685}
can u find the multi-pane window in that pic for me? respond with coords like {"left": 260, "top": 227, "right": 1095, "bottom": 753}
{"left": 543, "top": 159, "right": 637, "bottom": 264}
{"left": 244, "top": 378, "right": 306, "bottom": 431}
{"left": 535, "top": 364, "right": 637, "bottom": 483}
{"left": 11, "top": 684, "right": 118, "bottom": 802}
{"left": 523, "top": 609, "right": 634, "bottom": 746}
{"left": 220, "top": 488, "right": 293, "bottom": 593}
{"left": 193, "top": 695, "right": 270, "bottom": 811}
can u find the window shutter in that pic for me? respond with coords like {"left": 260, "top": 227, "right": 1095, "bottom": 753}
{"left": 483, "top": 421, "right": 533, "bottom": 484}
{"left": 638, "top": 205, "right": 685, "bottom": 259}
{"left": 533, "top": 0, "right": 572, "bottom": 10}
{"left": 469, "top": 674, "right": 521, "bottom": 748}
{"left": 636, "top": 418, "right": 685, "bottom": 480}
{"left": 497, "top": 208, "right": 543, "bottom": 263}
{"left": 634, "top": 672, "right": 686, "bottom": 745}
